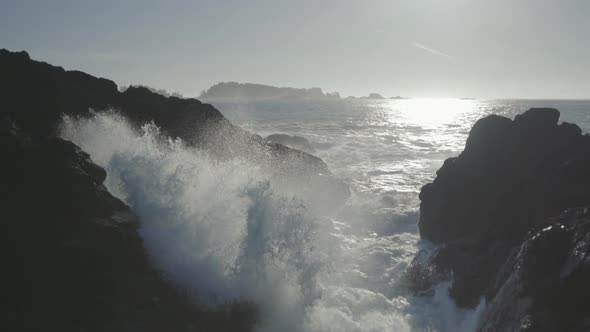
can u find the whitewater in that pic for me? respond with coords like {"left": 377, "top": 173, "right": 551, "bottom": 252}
{"left": 60, "top": 98, "right": 590, "bottom": 332}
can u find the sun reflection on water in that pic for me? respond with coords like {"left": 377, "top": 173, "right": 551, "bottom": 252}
{"left": 354, "top": 98, "right": 487, "bottom": 194}
{"left": 392, "top": 98, "right": 479, "bottom": 128}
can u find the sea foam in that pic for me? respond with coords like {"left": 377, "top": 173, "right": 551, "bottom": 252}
{"left": 60, "top": 112, "right": 483, "bottom": 332}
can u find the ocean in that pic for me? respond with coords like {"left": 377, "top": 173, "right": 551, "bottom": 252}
{"left": 61, "top": 99, "right": 590, "bottom": 331}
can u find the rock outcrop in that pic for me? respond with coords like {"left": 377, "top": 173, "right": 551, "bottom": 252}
{"left": 0, "top": 49, "right": 222, "bottom": 138}
{"left": 420, "top": 108, "right": 590, "bottom": 246}
{"left": 408, "top": 108, "right": 590, "bottom": 330}
{"left": 266, "top": 133, "right": 315, "bottom": 153}
{"left": 1, "top": 50, "right": 342, "bottom": 175}
{"left": 0, "top": 49, "right": 350, "bottom": 331}
{"left": 360, "top": 93, "right": 386, "bottom": 100}
{"left": 479, "top": 207, "right": 590, "bottom": 332}
{"left": 2, "top": 119, "right": 255, "bottom": 331}
{"left": 0, "top": 48, "right": 349, "bottom": 207}
{"left": 199, "top": 81, "right": 341, "bottom": 100}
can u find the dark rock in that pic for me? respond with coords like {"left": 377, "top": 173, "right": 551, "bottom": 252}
{"left": 410, "top": 108, "right": 590, "bottom": 309}
{"left": 463, "top": 114, "right": 512, "bottom": 154}
{"left": 0, "top": 48, "right": 348, "bottom": 331}
{"left": 0, "top": 49, "right": 119, "bottom": 137}
{"left": 266, "top": 133, "right": 315, "bottom": 153}
{"left": 513, "top": 107, "right": 560, "bottom": 129}
{"left": 2, "top": 121, "right": 256, "bottom": 331}
{"left": 479, "top": 207, "right": 590, "bottom": 332}
{"left": 0, "top": 48, "right": 349, "bottom": 206}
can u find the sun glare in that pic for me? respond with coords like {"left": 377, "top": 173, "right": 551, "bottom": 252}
{"left": 393, "top": 98, "right": 477, "bottom": 128}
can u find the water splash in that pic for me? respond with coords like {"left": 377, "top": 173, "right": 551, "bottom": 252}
{"left": 60, "top": 112, "right": 484, "bottom": 331}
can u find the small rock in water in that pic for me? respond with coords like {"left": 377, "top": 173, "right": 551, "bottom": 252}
{"left": 266, "top": 133, "right": 316, "bottom": 153}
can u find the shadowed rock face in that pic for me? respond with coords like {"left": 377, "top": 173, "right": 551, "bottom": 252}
{"left": 419, "top": 108, "right": 590, "bottom": 246}
{"left": 0, "top": 49, "right": 347, "bottom": 187}
{"left": 479, "top": 207, "right": 590, "bottom": 332}
{"left": 1, "top": 120, "right": 256, "bottom": 331}
{"left": 0, "top": 49, "right": 222, "bottom": 138}
{"left": 407, "top": 108, "right": 590, "bottom": 330}
{"left": 0, "top": 49, "right": 350, "bottom": 331}
{"left": 1, "top": 48, "right": 349, "bottom": 211}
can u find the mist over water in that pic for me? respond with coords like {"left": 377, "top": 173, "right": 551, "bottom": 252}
{"left": 60, "top": 99, "right": 590, "bottom": 331}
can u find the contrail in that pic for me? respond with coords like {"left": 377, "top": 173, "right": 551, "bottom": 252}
{"left": 411, "top": 42, "right": 455, "bottom": 61}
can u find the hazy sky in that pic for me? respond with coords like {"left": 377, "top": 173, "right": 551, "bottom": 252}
{"left": 2, "top": 0, "right": 589, "bottom": 98}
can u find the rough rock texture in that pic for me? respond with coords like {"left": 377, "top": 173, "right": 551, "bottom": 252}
{"left": 0, "top": 49, "right": 222, "bottom": 138}
{"left": 2, "top": 119, "right": 255, "bottom": 331}
{"left": 479, "top": 207, "right": 590, "bottom": 332}
{"left": 0, "top": 48, "right": 349, "bottom": 204}
{"left": 0, "top": 48, "right": 351, "bottom": 331}
{"left": 407, "top": 108, "right": 590, "bottom": 330}
{"left": 420, "top": 108, "right": 590, "bottom": 246}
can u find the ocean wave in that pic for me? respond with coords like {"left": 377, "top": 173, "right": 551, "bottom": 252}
{"left": 60, "top": 112, "right": 485, "bottom": 332}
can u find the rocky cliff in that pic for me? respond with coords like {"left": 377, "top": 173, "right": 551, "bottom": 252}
{"left": 1, "top": 48, "right": 348, "bottom": 205}
{"left": 2, "top": 118, "right": 255, "bottom": 331}
{"left": 408, "top": 108, "right": 590, "bottom": 331}
{"left": 0, "top": 49, "right": 349, "bottom": 331}
{"left": 1, "top": 49, "right": 336, "bottom": 171}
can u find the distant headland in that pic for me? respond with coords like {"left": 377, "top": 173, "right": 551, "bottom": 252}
{"left": 199, "top": 82, "right": 406, "bottom": 101}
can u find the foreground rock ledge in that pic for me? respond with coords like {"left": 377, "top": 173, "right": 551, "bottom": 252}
{"left": 0, "top": 48, "right": 350, "bottom": 208}
{"left": 408, "top": 108, "right": 590, "bottom": 331}
{"left": 2, "top": 120, "right": 256, "bottom": 331}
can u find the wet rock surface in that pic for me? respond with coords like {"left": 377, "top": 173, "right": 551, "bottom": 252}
{"left": 408, "top": 108, "right": 590, "bottom": 330}
{"left": 479, "top": 207, "right": 590, "bottom": 332}
{"left": 2, "top": 120, "right": 256, "bottom": 331}
{"left": 0, "top": 47, "right": 354, "bottom": 332}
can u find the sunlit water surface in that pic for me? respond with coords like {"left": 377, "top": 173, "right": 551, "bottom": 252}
{"left": 212, "top": 98, "right": 590, "bottom": 330}
{"left": 216, "top": 99, "right": 590, "bottom": 204}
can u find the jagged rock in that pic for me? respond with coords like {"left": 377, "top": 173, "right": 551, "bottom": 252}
{"left": 0, "top": 48, "right": 348, "bottom": 331}
{"left": 0, "top": 49, "right": 119, "bottom": 137}
{"left": 0, "top": 48, "right": 349, "bottom": 207}
{"left": 409, "top": 108, "right": 590, "bottom": 308}
{"left": 2, "top": 121, "right": 256, "bottom": 331}
{"left": 479, "top": 207, "right": 590, "bottom": 332}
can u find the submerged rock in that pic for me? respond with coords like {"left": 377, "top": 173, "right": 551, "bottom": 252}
{"left": 408, "top": 108, "right": 590, "bottom": 328}
{"left": 266, "top": 133, "right": 315, "bottom": 153}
